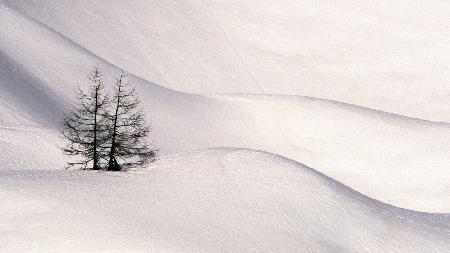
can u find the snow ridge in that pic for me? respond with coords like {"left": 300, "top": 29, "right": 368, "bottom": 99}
{"left": 1, "top": 148, "right": 449, "bottom": 252}
{"left": 1, "top": 1, "right": 450, "bottom": 251}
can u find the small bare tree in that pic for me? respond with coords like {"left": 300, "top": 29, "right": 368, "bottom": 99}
{"left": 61, "top": 65, "right": 110, "bottom": 170}
{"left": 106, "top": 71, "right": 156, "bottom": 171}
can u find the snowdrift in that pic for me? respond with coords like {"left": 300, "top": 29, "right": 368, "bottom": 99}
{"left": 3, "top": 0, "right": 450, "bottom": 122}
{"left": 1, "top": 2, "right": 450, "bottom": 250}
{"left": 1, "top": 149, "right": 449, "bottom": 253}
{"left": 1, "top": 4, "right": 450, "bottom": 212}
{"left": 1, "top": 0, "right": 260, "bottom": 94}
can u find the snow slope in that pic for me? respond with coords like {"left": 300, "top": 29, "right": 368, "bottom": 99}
{"left": 1, "top": 2, "right": 450, "bottom": 251}
{"left": 1, "top": 0, "right": 261, "bottom": 94}
{"left": 206, "top": 94, "right": 450, "bottom": 212}
{"left": 3, "top": 0, "right": 450, "bottom": 122}
{"left": 206, "top": 0, "right": 450, "bottom": 122}
{"left": 1, "top": 149, "right": 449, "bottom": 253}
{"left": 1, "top": 4, "right": 450, "bottom": 212}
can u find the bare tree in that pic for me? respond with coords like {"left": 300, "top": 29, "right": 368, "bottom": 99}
{"left": 61, "top": 65, "right": 110, "bottom": 170}
{"left": 106, "top": 70, "right": 156, "bottom": 171}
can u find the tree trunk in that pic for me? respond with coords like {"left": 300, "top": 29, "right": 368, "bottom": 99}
{"left": 108, "top": 85, "right": 121, "bottom": 171}
{"left": 93, "top": 85, "right": 100, "bottom": 170}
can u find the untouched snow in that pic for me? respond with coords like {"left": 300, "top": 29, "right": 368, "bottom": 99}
{"left": 1, "top": 1, "right": 450, "bottom": 251}
{"left": 1, "top": 149, "right": 450, "bottom": 253}
{"left": 3, "top": 0, "right": 450, "bottom": 122}
{"left": 1, "top": 4, "right": 450, "bottom": 212}
{"left": 207, "top": 94, "right": 450, "bottom": 212}
{"left": 205, "top": 0, "right": 450, "bottom": 122}
{"left": 1, "top": 0, "right": 261, "bottom": 94}
{"left": 0, "top": 126, "right": 64, "bottom": 170}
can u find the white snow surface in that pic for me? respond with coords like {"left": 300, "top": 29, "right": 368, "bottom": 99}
{"left": 2, "top": 0, "right": 450, "bottom": 122}
{"left": 1, "top": 149, "right": 450, "bottom": 253}
{"left": 1, "top": 1, "right": 450, "bottom": 252}
{"left": 1, "top": 3, "right": 450, "bottom": 212}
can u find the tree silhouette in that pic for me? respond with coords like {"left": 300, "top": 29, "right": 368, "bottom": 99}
{"left": 106, "top": 71, "right": 156, "bottom": 171}
{"left": 61, "top": 65, "right": 110, "bottom": 170}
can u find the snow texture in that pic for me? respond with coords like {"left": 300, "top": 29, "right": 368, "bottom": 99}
{"left": 1, "top": 149, "right": 450, "bottom": 253}
{"left": 1, "top": 1, "right": 450, "bottom": 252}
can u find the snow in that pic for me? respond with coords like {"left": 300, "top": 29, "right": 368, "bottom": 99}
{"left": 3, "top": 0, "right": 450, "bottom": 122}
{"left": 0, "top": 126, "right": 64, "bottom": 170}
{"left": 1, "top": 0, "right": 450, "bottom": 251}
{"left": 1, "top": 149, "right": 450, "bottom": 253}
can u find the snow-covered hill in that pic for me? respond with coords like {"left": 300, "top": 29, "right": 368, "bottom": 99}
{"left": 1, "top": 1, "right": 450, "bottom": 251}
{"left": 2, "top": 149, "right": 449, "bottom": 253}
{"left": 3, "top": 0, "right": 450, "bottom": 122}
{"left": 1, "top": 3, "right": 450, "bottom": 212}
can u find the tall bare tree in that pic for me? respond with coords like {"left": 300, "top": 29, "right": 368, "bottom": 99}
{"left": 61, "top": 65, "right": 110, "bottom": 170}
{"left": 106, "top": 71, "right": 156, "bottom": 171}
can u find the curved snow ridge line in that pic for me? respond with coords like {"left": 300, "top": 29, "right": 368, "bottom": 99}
{"left": 2, "top": 0, "right": 264, "bottom": 95}
{"left": 2, "top": 2, "right": 445, "bottom": 129}
{"left": 4, "top": 0, "right": 450, "bottom": 123}
{"left": 0, "top": 4, "right": 189, "bottom": 97}
{"left": 159, "top": 148, "right": 450, "bottom": 236}
{"left": 207, "top": 93, "right": 450, "bottom": 128}
{"left": 152, "top": 148, "right": 450, "bottom": 241}
{"left": 196, "top": 93, "right": 450, "bottom": 213}
{"left": 1, "top": 148, "right": 449, "bottom": 251}
{"left": 0, "top": 4, "right": 199, "bottom": 128}
{"left": 159, "top": 147, "right": 450, "bottom": 217}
